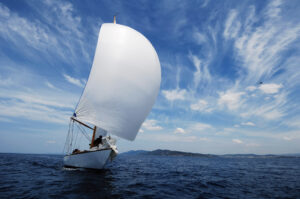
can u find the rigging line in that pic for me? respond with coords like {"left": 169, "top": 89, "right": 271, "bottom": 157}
{"left": 76, "top": 122, "right": 91, "bottom": 141}
{"left": 73, "top": 125, "right": 79, "bottom": 151}
{"left": 63, "top": 119, "right": 72, "bottom": 154}
{"left": 77, "top": 131, "right": 83, "bottom": 149}
{"left": 67, "top": 122, "right": 71, "bottom": 154}
{"left": 66, "top": 121, "right": 71, "bottom": 154}
{"left": 74, "top": 123, "right": 88, "bottom": 148}
{"left": 63, "top": 120, "right": 69, "bottom": 153}
{"left": 69, "top": 120, "right": 75, "bottom": 154}
{"left": 64, "top": 119, "right": 74, "bottom": 154}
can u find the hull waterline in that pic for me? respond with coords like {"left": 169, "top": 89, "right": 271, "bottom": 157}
{"left": 64, "top": 149, "right": 112, "bottom": 169}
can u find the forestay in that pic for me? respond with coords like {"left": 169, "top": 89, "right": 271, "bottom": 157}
{"left": 75, "top": 23, "right": 161, "bottom": 141}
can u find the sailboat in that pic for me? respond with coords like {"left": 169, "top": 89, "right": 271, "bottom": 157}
{"left": 63, "top": 17, "right": 161, "bottom": 169}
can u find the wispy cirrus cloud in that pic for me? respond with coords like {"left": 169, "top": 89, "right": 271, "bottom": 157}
{"left": 233, "top": 1, "right": 300, "bottom": 83}
{"left": 0, "top": 98, "right": 71, "bottom": 124}
{"left": 208, "top": 0, "right": 300, "bottom": 126}
{"left": 45, "top": 81, "right": 56, "bottom": 89}
{"left": 153, "top": 0, "right": 300, "bottom": 154}
{"left": 188, "top": 53, "right": 211, "bottom": 89}
{"left": 223, "top": 9, "right": 241, "bottom": 40}
{"left": 0, "top": 67, "right": 77, "bottom": 124}
{"left": 63, "top": 74, "right": 85, "bottom": 88}
{"left": 0, "top": 1, "right": 100, "bottom": 70}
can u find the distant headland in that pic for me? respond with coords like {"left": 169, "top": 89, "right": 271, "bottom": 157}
{"left": 121, "top": 149, "right": 300, "bottom": 158}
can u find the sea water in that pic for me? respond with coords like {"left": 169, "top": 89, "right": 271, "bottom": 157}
{"left": 0, "top": 153, "right": 299, "bottom": 198}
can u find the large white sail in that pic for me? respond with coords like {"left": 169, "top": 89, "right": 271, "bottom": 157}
{"left": 75, "top": 23, "right": 161, "bottom": 141}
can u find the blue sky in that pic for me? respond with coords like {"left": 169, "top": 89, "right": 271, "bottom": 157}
{"left": 0, "top": 0, "right": 300, "bottom": 154}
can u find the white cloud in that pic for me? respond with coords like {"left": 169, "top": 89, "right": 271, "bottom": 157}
{"left": 246, "top": 86, "right": 256, "bottom": 91}
{"left": 240, "top": 90, "right": 287, "bottom": 121}
{"left": 241, "top": 105, "right": 284, "bottom": 121}
{"left": 262, "top": 109, "right": 283, "bottom": 120}
{"left": 259, "top": 83, "right": 282, "bottom": 94}
{"left": 283, "top": 136, "right": 292, "bottom": 141}
{"left": 174, "top": 128, "right": 186, "bottom": 134}
{"left": 241, "top": 122, "right": 255, "bottom": 126}
{"left": 232, "top": 139, "right": 243, "bottom": 144}
{"left": 138, "top": 129, "right": 144, "bottom": 133}
{"left": 142, "top": 120, "right": 163, "bottom": 131}
{"left": 162, "top": 89, "right": 186, "bottom": 101}
{"left": 218, "top": 90, "right": 245, "bottom": 110}
{"left": 190, "top": 99, "right": 213, "bottom": 112}
{"left": 191, "top": 122, "right": 212, "bottom": 131}
{"left": 277, "top": 131, "right": 300, "bottom": 141}
{"left": 64, "top": 74, "right": 85, "bottom": 88}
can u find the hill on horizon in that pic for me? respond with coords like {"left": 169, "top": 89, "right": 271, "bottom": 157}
{"left": 121, "top": 149, "right": 300, "bottom": 158}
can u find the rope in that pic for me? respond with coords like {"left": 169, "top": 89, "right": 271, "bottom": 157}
{"left": 76, "top": 122, "right": 91, "bottom": 142}
{"left": 63, "top": 119, "right": 72, "bottom": 154}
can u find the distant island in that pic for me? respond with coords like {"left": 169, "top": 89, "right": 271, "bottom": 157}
{"left": 121, "top": 149, "right": 300, "bottom": 158}
{"left": 146, "top": 149, "right": 215, "bottom": 157}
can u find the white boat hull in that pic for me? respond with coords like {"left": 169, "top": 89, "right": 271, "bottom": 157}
{"left": 64, "top": 149, "right": 112, "bottom": 169}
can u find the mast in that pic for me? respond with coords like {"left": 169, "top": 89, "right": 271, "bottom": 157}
{"left": 113, "top": 15, "right": 116, "bottom": 24}
{"left": 90, "top": 126, "right": 97, "bottom": 148}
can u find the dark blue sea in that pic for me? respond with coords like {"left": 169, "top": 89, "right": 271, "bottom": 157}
{"left": 0, "top": 153, "right": 300, "bottom": 198}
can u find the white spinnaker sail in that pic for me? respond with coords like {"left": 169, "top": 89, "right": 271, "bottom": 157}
{"left": 75, "top": 23, "right": 161, "bottom": 141}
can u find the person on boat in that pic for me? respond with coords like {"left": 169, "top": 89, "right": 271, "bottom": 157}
{"left": 93, "top": 135, "right": 103, "bottom": 147}
{"left": 72, "top": 149, "right": 80, "bottom": 154}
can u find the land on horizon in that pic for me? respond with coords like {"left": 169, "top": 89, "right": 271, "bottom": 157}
{"left": 121, "top": 149, "right": 300, "bottom": 158}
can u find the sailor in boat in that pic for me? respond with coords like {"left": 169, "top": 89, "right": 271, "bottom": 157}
{"left": 72, "top": 148, "right": 81, "bottom": 154}
{"left": 92, "top": 135, "right": 103, "bottom": 147}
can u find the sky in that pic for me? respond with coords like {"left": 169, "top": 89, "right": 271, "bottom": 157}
{"left": 0, "top": 0, "right": 300, "bottom": 155}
